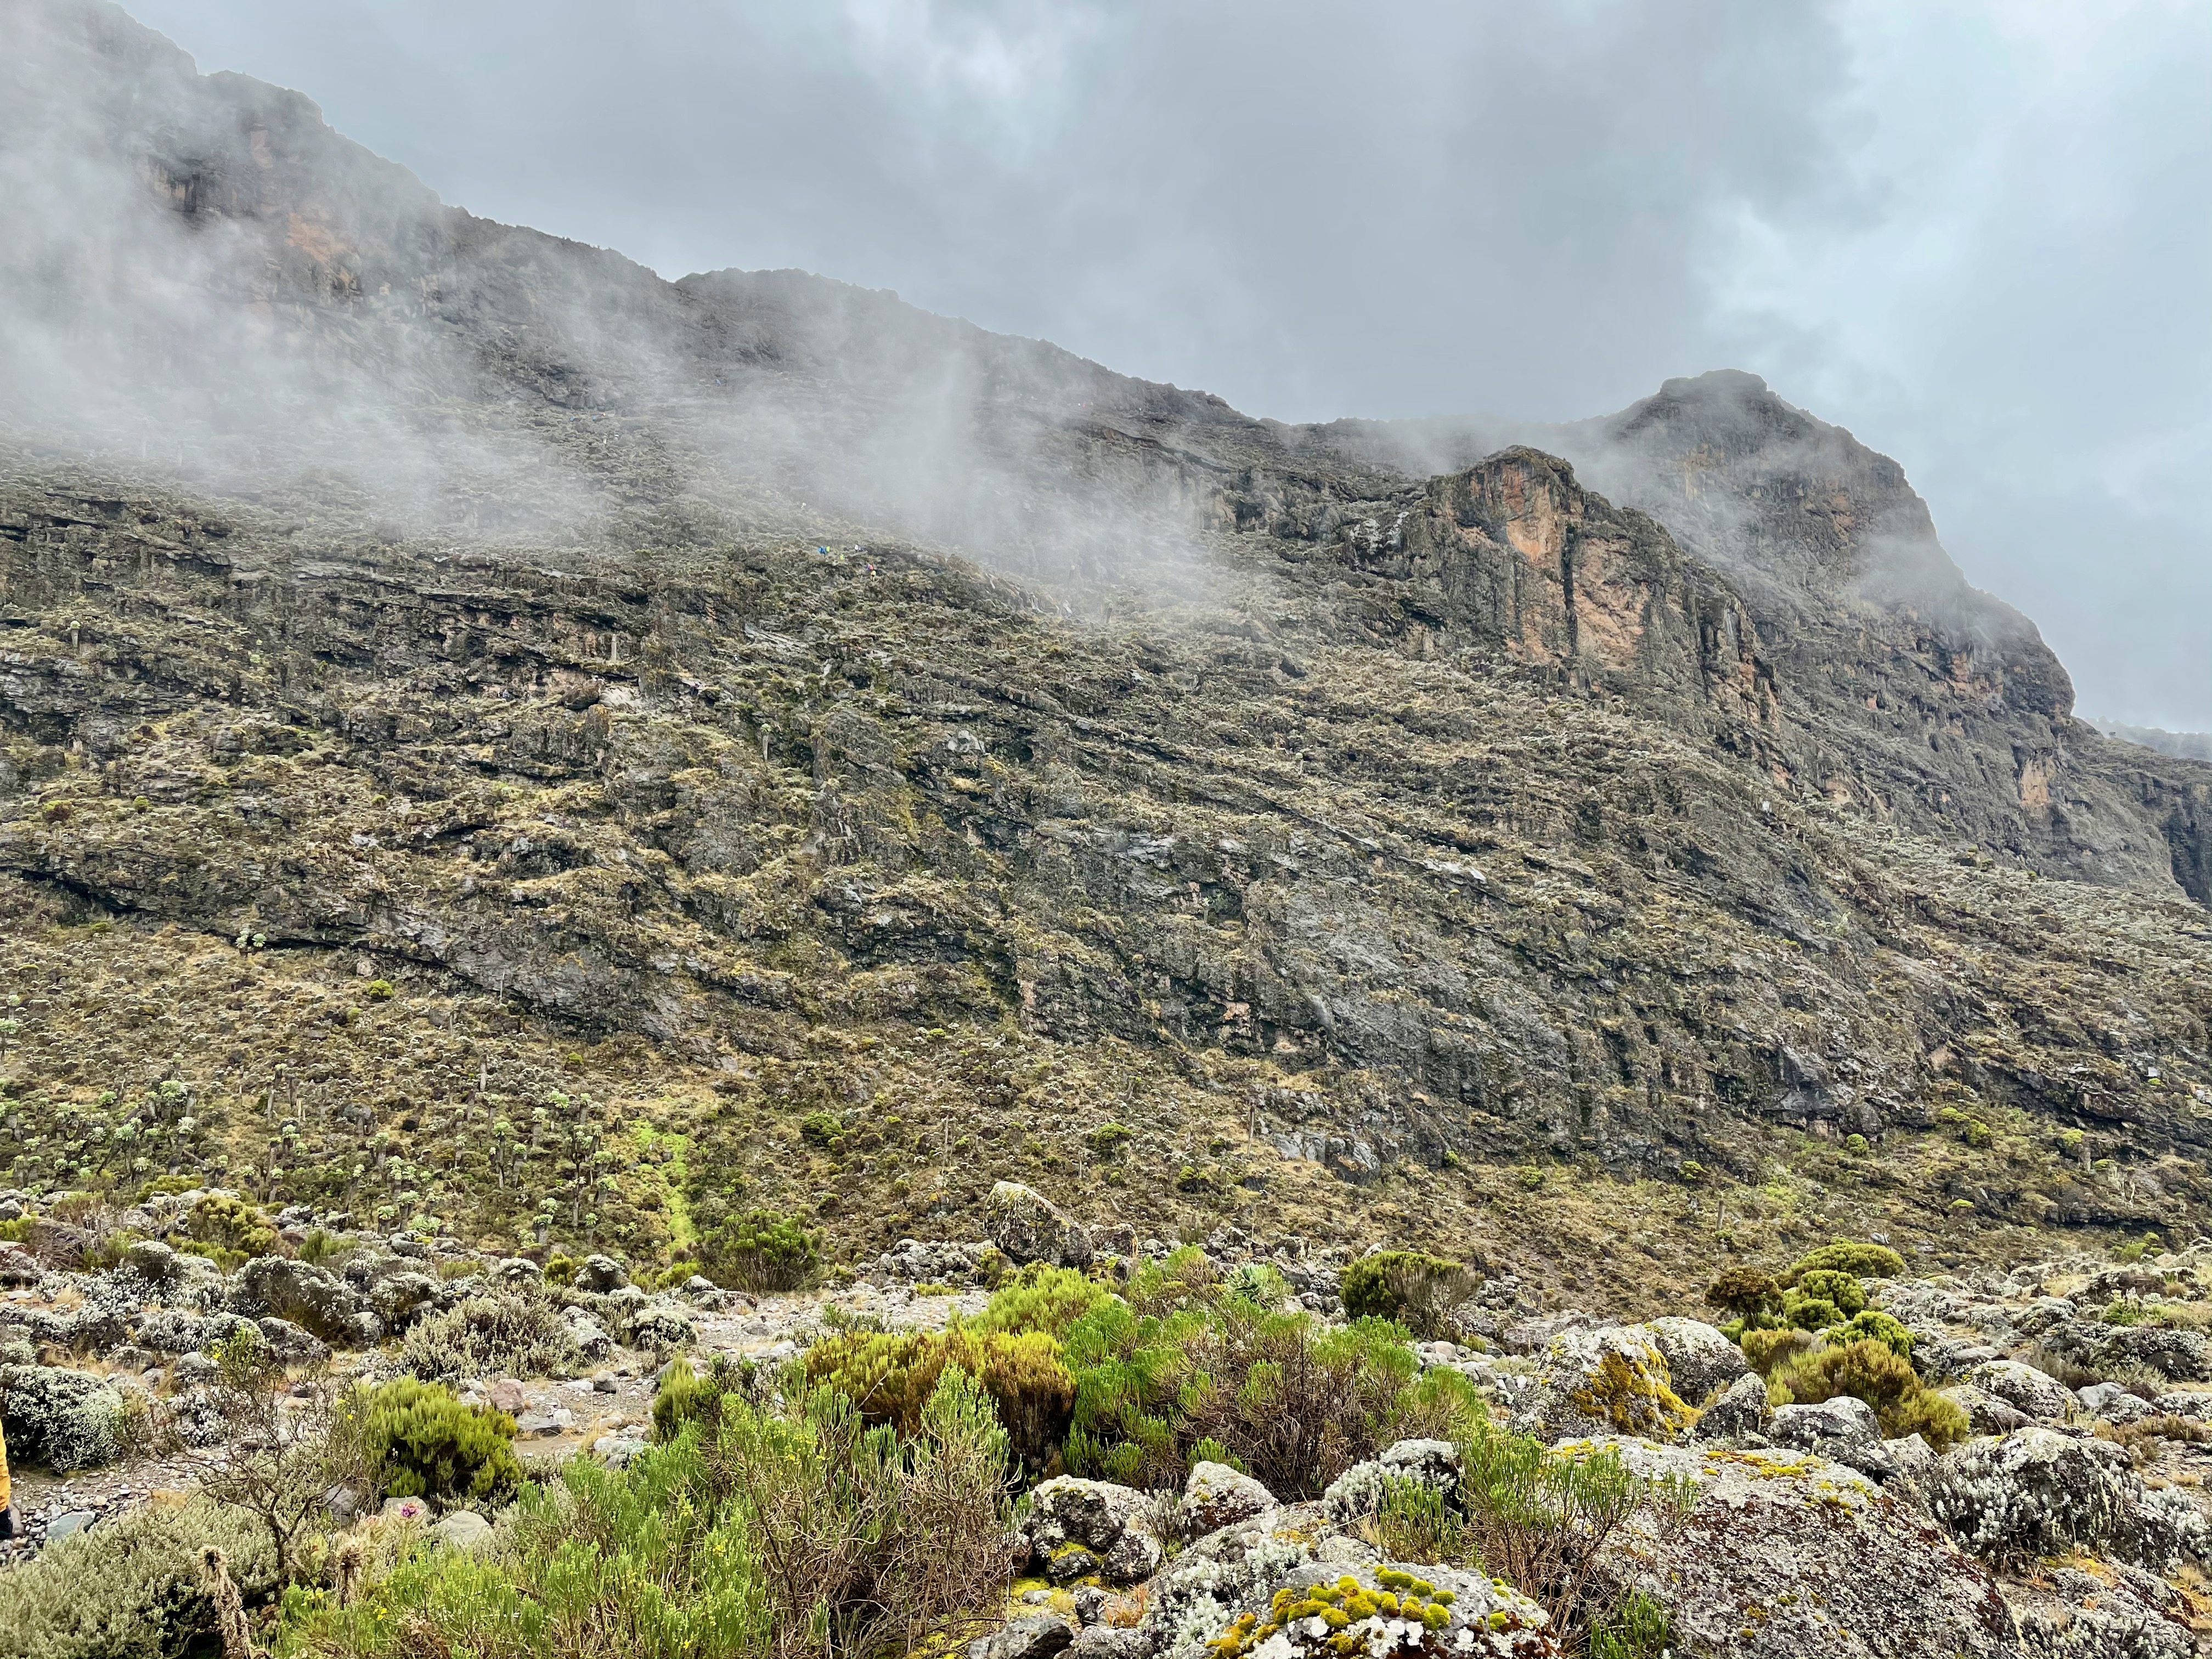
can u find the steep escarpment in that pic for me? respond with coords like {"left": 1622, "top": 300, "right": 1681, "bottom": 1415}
{"left": 0, "top": 0, "right": 2208, "bottom": 1305}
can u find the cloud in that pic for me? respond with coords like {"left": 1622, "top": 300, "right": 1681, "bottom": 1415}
{"left": 75, "top": 0, "right": 2212, "bottom": 726}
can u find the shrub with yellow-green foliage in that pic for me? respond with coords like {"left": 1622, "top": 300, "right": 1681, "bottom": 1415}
{"left": 970, "top": 1263, "right": 1113, "bottom": 1338}
{"left": 1207, "top": 1570, "right": 1462, "bottom": 1657}
{"left": 1768, "top": 1338, "right": 1966, "bottom": 1449}
{"left": 1782, "top": 1240, "right": 1905, "bottom": 1285}
{"left": 356, "top": 1378, "right": 522, "bottom": 1507}
{"left": 1061, "top": 1255, "right": 1483, "bottom": 1497}
{"left": 803, "top": 1325, "right": 1075, "bottom": 1474}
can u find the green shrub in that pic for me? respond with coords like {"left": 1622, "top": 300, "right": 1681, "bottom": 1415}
{"left": 0, "top": 1496, "right": 277, "bottom": 1659}
{"left": 1455, "top": 1420, "right": 1696, "bottom": 1652}
{"left": 1085, "top": 1122, "right": 1133, "bottom": 1156}
{"left": 651, "top": 1354, "right": 761, "bottom": 1444}
{"left": 705, "top": 1207, "right": 819, "bottom": 1293}
{"left": 798, "top": 1111, "right": 841, "bottom": 1148}
{"left": 398, "top": 1294, "right": 576, "bottom": 1383}
{"left": 357, "top": 1378, "right": 522, "bottom": 1507}
{"left": 1341, "top": 1251, "right": 1473, "bottom": 1335}
{"left": 279, "top": 1372, "right": 1013, "bottom": 1659}
{"left": 1822, "top": 1308, "right": 1914, "bottom": 1360}
{"left": 1793, "top": 1269, "right": 1867, "bottom": 1319}
{"left": 180, "top": 1194, "right": 279, "bottom": 1263}
{"left": 1768, "top": 1338, "right": 1966, "bottom": 1449}
{"left": 1782, "top": 1240, "right": 1905, "bottom": 1285}
{"left": 1061, "top": 1271, "right": 1479, "bottom": 1498}
{"left": 1703, "top": 1268, "right": 1784, "bottom": 1328}
{"left": 973, "top": 1263, "right": 1113, "bottom": 1338}
{"left": 804, "top": 1327, "right": 1075, "bottom": 1474}
{"left": 1362, "top": 1474, "right": 1466, "bottom": 1563}
{"left": 1739, "top": 1327, "right": 1814, "bottom": 1378}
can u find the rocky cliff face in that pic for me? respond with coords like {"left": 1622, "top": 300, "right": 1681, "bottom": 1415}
{"left": 0, "top": 0, "right": 2207, "bottom": 1302}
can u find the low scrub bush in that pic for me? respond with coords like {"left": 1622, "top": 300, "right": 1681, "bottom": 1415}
{"left": 279, "top": 1370, "right": 1014, "bottom": 1659}
{"left": 804, "top": 1326, "right": 1074, "bottom": 1474}
{"left": 399, "top": 1294, "right": 576, "bottom": 1383}
{"left": 180, "top": 1194, "right": 279, "bottom": 1268}
{"left": 357, "top": 1378, "right": 522, "bottom": 1507}
{"left": 1456, "top": 1422, "right": 1695, "bottom": 1654}
{"left": 0, "top": 1496, "right": 277, "bottom": 1659}
{"left": 1704, "top": 1268, "right": 1783, "bottom": 1329}
{"left": 1341, "top": 1251, "right": 1477, "bottom": 1339}
{"left": 651, "top": 1354, "right": 765, "bottom": 1443}
{"left": 1061, "top": 1264, "right": 1482, "bottom": 1497}
{"left": 1781, "top": 1240, "right": 1905, "bottom": 1285}
{"left": 1, "top": 1363, "right": 132, "bottom": 1471}
{"left": 704, "top": 1208, "right": 819, "bottom": 1294}
{"left": 972, "top": 1263, "right": 1114, "bottom": 1338}
{"left": 1767, "top": 1338, "right": 1967, "bottom": 1449}
{"left": 1738, "top": 1327, "right": 1814, "bottom": 1377}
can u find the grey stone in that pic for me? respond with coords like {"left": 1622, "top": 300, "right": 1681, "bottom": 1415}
{"left": 1966, "top": 1358, "right": 2073, "bottom": 1421}
{"left": 1640, "top": 1317, "right": 1750, "bottom": 1404}
{"left": 986, "top": 1182, "right": 1092, "bottom": 1269}
{"left": 968, "top": 1615, "right": 1073, "bottom": 1659}
{"left": 1182, "top": 1460, "right": 1274, "bottom": 1536}
{"left": 574, "top": 1254, "right": 629, "bottom": 1293}
{"left": 429, "top": 1509, "right": 495, "bottom": 1551}
{"left": 1690, "top": 1372, "right": 1770, "bottom": 1442}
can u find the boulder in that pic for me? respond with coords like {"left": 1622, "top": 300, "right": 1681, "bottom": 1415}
{"left": 1139, "top": 1506, "right": 1556, "bottom": 1659}
{"left": 370, "top": 1272, "right": 441, "bottom": 1331}
{"left": 492, "top": 1257, "right": 543, "bottom": 1287}
{"left": 1930, "top": 1426, "right": 2209, "bottom": 1569}
{"left": 625, "top": 1299, "right": 695, "bottom": 1352}
{"left": 2003, "top": 1562, "right": 2193, "bottom": 1659}
{"left": 25, "top": 1218, "right": 88, "bottom": 1268}
{"left": 1023, "top": 1476, "right": 1163, "bottom": 1587}
{"left": 986, "top": 1182, "right": 1092, "bottom": 1269}
{"left": 1966, "top": 1358, "right": 2074, "bottom": 1422}
{"left": 254, "top": 1317, "right": 330, "bottom": 1364}
{"left": 0, "top": 1244, "right": 39, "bottom": 1286}
{"left": 1594, "top": 1437, "right": 2017, "bottom": 1658}
{"left": 573, "top": 1254, "right": 629, "bottom": 1294}
{"left": 1689, "top": 1372, "right": 1769, "bottom": 1442}
{"left": 1941, "top": 1385, "right": 2032, "bottom": 1437}
{"left": 1769, "top": 1396, "right": 1897, "bottom": 1482}
{"left": 1516, "top": 1327, "right": 1695, "bottom": 1443}
{"left": 561, "top": 1305, "right": 614, "bottom": 1361}
{"left": 968, "top": 1615, "right": 1073, "bottom": 1659}
{"left": 1639, "top": 1317, "right": 1749, "bottom": 1404}
{"left": 428, "top": 1509, "right": 495, "bottom": 1552}
{"left": 1183, "top": 1460, "right": 1275, "bottom": 1536}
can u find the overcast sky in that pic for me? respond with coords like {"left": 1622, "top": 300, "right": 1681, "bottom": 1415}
{"left": 125, "top": 0, "right": 2212, "bottom": 729}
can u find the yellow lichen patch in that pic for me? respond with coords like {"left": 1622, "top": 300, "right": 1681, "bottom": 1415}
{"left": 1568, "top": 1344, "right": 1695, "bottom": 1436}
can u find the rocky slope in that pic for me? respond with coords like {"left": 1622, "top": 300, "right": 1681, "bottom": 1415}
{"left": 0, "top": 0, "right": 2207, "bottom": 1305}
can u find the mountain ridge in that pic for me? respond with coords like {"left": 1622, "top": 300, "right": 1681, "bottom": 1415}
{"left": 0, "top": 0, "right": 2207, "bottom": 1301}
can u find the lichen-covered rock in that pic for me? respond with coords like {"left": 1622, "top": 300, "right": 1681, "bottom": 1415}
{"left": 1690, "top": 1372, "right": 1769, "bottom": 1442}
{"left": 986, "top": 1182, "right": 1092, "bottom": 1269}
{"left": 562, "top": 1304, "right": 614, "bottom": 1361}
{"left": 1593, "top": 1437, "right": 2016, "bottom": 1658}
{"left": 969, "top": 1613, "right": 1074, "bottom": 1659}
{"left": 1769, "top": 1396, "right": 1900, "bottom": 1483}
{"left": 1517, "top": 1327, "right": 1694, "bottom": 1443}
{"left": 255, "top": 1315, "right": 329, "bottom": 1363}
{"left": 1023, "top": 1476, "right": 1163, "bottom": 1587}
{"left": 1203, "top": 1562, "right": 1558, "bottom": 1658}
{"left": 1640, "top": 1317, "right": 1749, "bottom": 1404}
{"left": 1967, "top": 1358, "right": 2074, "bottom": 1422}
{"left": 1183, "top": 1460, "right": 1275, "bottom": 1536}
{"left": 1942, "top": 1384, "right": 2033, "bottom": 1437}
{"left": 1929, "top": 1426, "right": 2208, "bottom": 1568}
{"left": 624, "top": 1299, "right": 695, "bottom": 1352}
{"left": 2005, "top": 1561, "right": 2194, "bottom": 1659}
